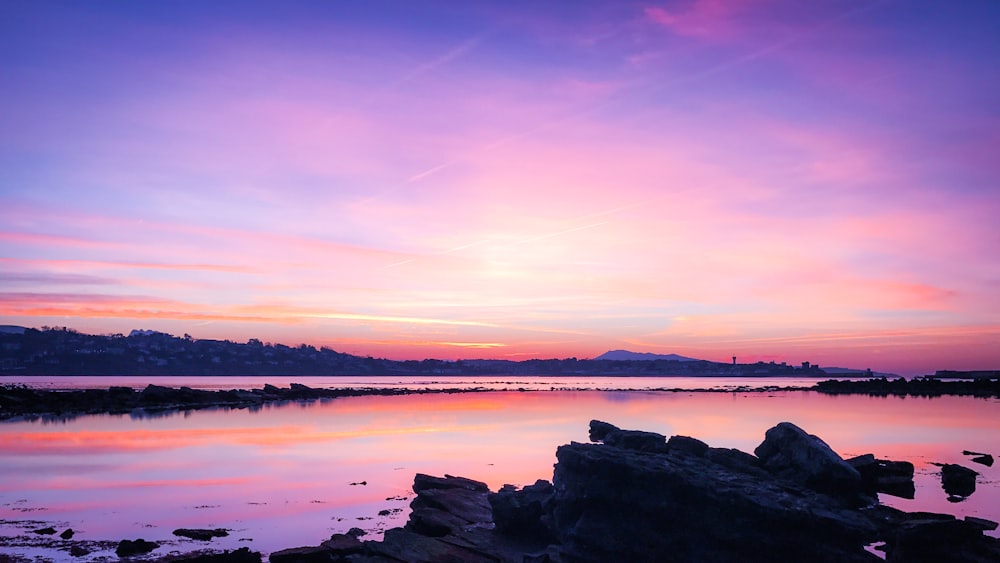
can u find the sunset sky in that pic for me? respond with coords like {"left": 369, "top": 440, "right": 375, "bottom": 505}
{"left": 2, "top": 0, "right": 998, "bottom": 375}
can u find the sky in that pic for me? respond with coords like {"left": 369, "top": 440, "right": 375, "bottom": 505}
{"left": 1, "top": 0, "right": 998, "bottom": 376}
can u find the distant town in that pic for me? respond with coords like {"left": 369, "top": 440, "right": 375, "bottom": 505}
{"left": 0, "top": 325, "right": 885, "bottom": 378}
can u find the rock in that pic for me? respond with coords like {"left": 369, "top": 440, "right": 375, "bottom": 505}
{"left": 164, "top": 548, "right": 262, "bottom": 562}
{"left": 346, "top": 527, "right": 366, "bottom": 538}
{"left": 754, "top": 421, "right": 866, "bottom": 502}
{"left": 849, "top": 455, "right": 916, "bottom": 499}
{"left": 367, "top": 527, "right": 497, "bottom": 563}
{"left": 268, "top": 545, "right": 334, "bottom": 563}
{"left": 965, "top": 516, "right": 999, "bottom": 532}
{"left": 876, "top": 460, "right": 915, "bottom": 499}
{"left": 59, "top": 528, "right": 74, "bottom": 539}
{"left": 551, "top": 439, "right": 878, "bottom": 562}
{"left": 257, "top": 421, "right": 1000, "bottom": 563}
{"left": 69, "top": 545, "right": 90, "bottom": 557}
{"left": 885, "top": 517, "right": 1000, "bottom": 562}
{"left": 588, "top": 419, "right": 667, "bottom": 453}
{"left": 489, "top": 479, "right": 554, "bottom": 539}
{"left": 704, "top": 447, "right": 767, "bottom": 476}
{"left": 173, "top": 528, "right": 229, "bottom": 540}
{"left": 321, "top": 532, "right": 363, "bottom": 554}
{"left": 406, "top": 474, "right": 492, "bottom": 537}
{"left": 666, "top": 434, "right": 709, "bottom": 457}
{"left": 588, "top": 419, "right": 618, "bottom": 442}
{"left": 941, "top": 463, "right": 978, "bottom": 498}
{"left": 31, "top": 526, "right": 56, "bottom": 535}
{"left": 971, "top": 454, "right": 994, "bottom": 467}
{"left": 115, "top": 538, "right": 159, "bottom": 557}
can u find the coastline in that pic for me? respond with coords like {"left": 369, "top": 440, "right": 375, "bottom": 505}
{"left": 3, "top": 378, "right": 999, "bottom": 422}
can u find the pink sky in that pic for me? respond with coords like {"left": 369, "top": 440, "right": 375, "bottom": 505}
{"left": 1, "top": 1, "right": 998, "bottom": 375}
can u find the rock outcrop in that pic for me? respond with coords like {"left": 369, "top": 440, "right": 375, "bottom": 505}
{"left": 238, "top": 421, "right": 1000, "bottom": 562}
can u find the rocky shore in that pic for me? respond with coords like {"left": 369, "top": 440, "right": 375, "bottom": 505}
{"left": 4, "top": 420, "right": 998, "bottom": 562}
{"left": 815, "top": 377, "right": 1000, "bottom": 398}
{"left": 3, "top": 377, "right": 999, "bottom": 422}
{"left": 251, "top": 420, "right": 997, "bottom": 562}
{"left": 0, "top": 383, "right": 481, "bottom": 421}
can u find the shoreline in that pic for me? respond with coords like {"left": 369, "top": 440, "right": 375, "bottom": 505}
{"left": 3, "top": 377, "right": 999, "bottom": 422}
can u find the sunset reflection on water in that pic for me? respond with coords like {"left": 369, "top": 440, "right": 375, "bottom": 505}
{"left": 1, "top": 390, "right": 998, "bottom": 560}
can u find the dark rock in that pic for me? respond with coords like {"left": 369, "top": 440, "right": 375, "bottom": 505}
{"left": 965, "top": 516, "right": 999, "bottom": 532}
{"left": 588, "top": 420, "right": 618, "bottom": 442}
{"left": 60, "top": 528, "right": 74, "bottom": 539}
{"left": 407, "top": 474, "right": 492, "bottom": 538}
{"left": 321, "top": 532, "right": 363, "bottom": 553}
{"left": 666, "top": 434, "right": 709, "bottom": 457}
{"left": 704, "top": 447, "right": 766, "bottom": 476}
{"left": 348, "top": 480, "right": 367, "bottom": 486}
{"left": 256, "top": 421, "right": 1000, "bottom": 563}
{"left": 173, "top": 528, "right": 229, "bottom": 541}
{"left": 412, "top": 473, "right": 488, "bottom": 494}
{"left": 941, "top": 463, "right": 978, "bottom": 498}
{"left": 268, "top": 545, "right": 333, "bottom": 563}
{"left": 850, "top": 455, "right": 916, "bottom": 499}
{"left": 69, "top": 545, "right": 90, "bottom": 557}
{"left": 971, "top": 454, "right": 994, "bottom": 467}
{"left": 754, "top": 421, "right": 865, "bottom": 501}
{"left": 367, "top": 527, "right": 496, "bottom": 563}
{"left": 163, "top": 548, "right": 262, "bottom": 562}
{"left": 885, "top": 517, "right": 1000, "bottom": 562}
{"left": 116, "top": 538, "right": 159, "bottom": 557}
{"left": 346, "top": 527, "right": 366, "bottom": 538}
{"left": 551, "top": 439, "right": 878, "bottom": 562}
{"left": 32, "top": 526, "right": 56, "bottom": 535}
{"left": 261, "top": 384, "right": 281, "bottom": 395}
{"left": 876, "top": 460, "right": 915, "bottom": 499}
{"left": 588, "top": 419, "right": 667, "bottom": 453}
{"left": 489, "top": 479, "right": 554, "bottom": 539}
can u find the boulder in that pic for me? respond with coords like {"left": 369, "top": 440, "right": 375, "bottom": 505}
{"left": 754, "top": 421, "right": 865, "bottom": 501}
{"left": 551, "top": 439, "right": 878, "bottom": 562}
{"left": 115, "top": 538, "right": 159, "bottom": 557}
{"left": 941, "top": 463, "right": 977, "bottom": 498}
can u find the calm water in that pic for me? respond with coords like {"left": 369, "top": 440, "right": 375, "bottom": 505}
{"left": 1, "top": 380, "right": 998, "bottom": 561}
{"left": 0, "top": 374, "right": 838, "bottom": 392}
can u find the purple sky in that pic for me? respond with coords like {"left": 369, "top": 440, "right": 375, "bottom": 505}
{"left": 1, "top": 0, "right": 998, "bottom": 375}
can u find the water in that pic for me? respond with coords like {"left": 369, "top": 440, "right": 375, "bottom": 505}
{"left": 1, "top": 379, "right": 998, "bottom": 561}
{"left": 0, "top": 374, "right": 836, "bottom": 392}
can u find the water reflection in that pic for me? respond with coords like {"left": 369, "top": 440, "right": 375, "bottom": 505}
{"left": 1, "top": 390, "right": 998, "bottom": 560}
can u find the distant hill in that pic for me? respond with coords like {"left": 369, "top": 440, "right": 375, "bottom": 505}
{"left": 0, "top": 325, "right": 27, "bottom": 335}
{"left": 595, "top": 350, "right": 702, "bottom": 362}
